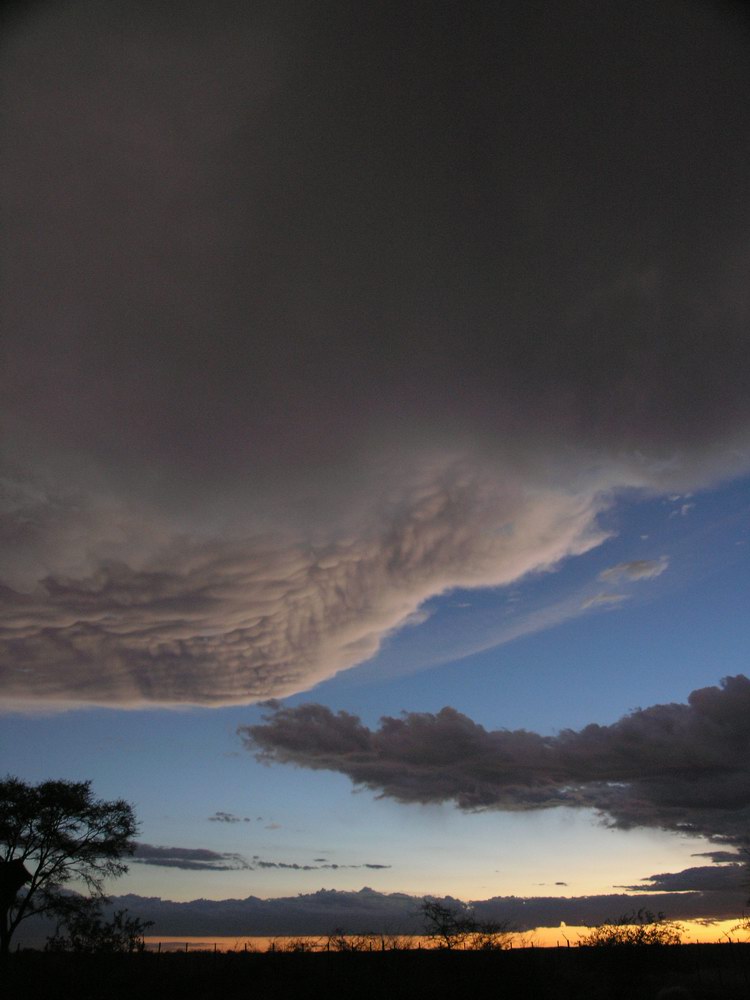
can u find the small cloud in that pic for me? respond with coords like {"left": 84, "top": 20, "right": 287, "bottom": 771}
{"left": 669, "top": 502, "right": 695, "bottom": 518}
{"left": 581, "top": 592, "right": 628, "bottom": 610}
{"left": 208, "top": 811, "right": 241, "bottom": 823}
{"left": 265, "top": 822, "right": 282, "bottom": 830}
{"left": 257, "top": 861, "right": 314, "bottom": 870}
{"left": 400, "top": 608, "right": 433, "bottom": 628}
{"left": 599, "top": 556, "right": 669, "bottom": 582}
{"left": 555, "top": 881, "right": 568, "bottom": 886}
{"left": 132, "top": 843, "right": 251, "bottom": 871}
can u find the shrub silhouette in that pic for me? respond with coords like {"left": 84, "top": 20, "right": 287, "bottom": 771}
{"left": 46, "top": 900, "right": 153, "bottom": 953}
{"left": 580, "top": 909, "right": 682, "bottom": 946}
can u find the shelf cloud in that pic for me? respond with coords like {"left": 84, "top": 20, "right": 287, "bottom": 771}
{"left": 2, "top": 1, "right": 749, "bottom": 708}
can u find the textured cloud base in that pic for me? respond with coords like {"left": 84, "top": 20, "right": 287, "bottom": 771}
{"left": 243, "top": 676, "right": 750, "bottom": 847}
{"left": 2, "top": 1, "right": 749, "bottom": 707}
{"left": 0, "top": 460, "right": 610, "bottom": 706}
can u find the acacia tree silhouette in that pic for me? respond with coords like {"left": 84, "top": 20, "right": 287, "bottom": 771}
{"left": 419, "top": 899, "right": 512, "bottom": 950}
{"left": 0, "top": 776, "right": 137, "bottom": 954}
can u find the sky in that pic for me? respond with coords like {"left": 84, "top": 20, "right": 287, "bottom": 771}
{"left": 2, "top": 0, "right": 750, "bottom": 936}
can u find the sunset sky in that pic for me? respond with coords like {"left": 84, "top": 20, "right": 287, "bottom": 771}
{"left": 2, "top": 0, "right": 749, "bottom": 932}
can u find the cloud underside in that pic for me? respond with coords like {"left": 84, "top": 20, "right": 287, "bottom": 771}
{"left": 0, "top": 470, "right": 614, "bottom": 706}
{"left": 242, "top": 675, "right": 750, "bottom": 847}
{"left": 2, "top": 2, "right": 750, "bottom": 707}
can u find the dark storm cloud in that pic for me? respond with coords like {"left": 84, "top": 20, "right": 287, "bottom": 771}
{"left": 242, "top": 675, "right": 750, "bottom": 846}
{"left": 132, "top": 843, "right": 250, "bottom": 871}
{"left": 2, "top": 1, "right": 749, "bottom": 706}
{"left": 621, "top": 864, "right": 747, "bottom": 893}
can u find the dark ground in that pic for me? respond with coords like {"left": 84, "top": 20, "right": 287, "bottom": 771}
{"left": 3, "top": 944, "right": 750, "bottom": 999}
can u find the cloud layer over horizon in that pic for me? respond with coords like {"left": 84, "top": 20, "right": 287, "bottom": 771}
{"left": 2, "top": 1, "right": 749, "bottom": 707}
{"left": 243, "top": 675, "right": 750, "bottom": 847}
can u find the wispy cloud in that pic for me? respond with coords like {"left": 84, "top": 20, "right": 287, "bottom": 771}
{"left": 599, "top": 557, "right": 669, "bottom": 582}
{"left": 580, "top": 593, "right": 628, "bottom": 610}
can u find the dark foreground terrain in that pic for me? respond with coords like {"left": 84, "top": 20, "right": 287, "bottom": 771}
{"left": 4, "top": 944, "right": 750, "bottom": 1000}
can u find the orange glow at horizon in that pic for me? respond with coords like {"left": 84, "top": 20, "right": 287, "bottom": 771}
{"left": 144, "top": 919, "right": 749, "bottom": 952}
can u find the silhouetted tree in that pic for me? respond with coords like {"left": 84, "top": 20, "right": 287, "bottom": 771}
{"left": 419, "top": 899, "right": 512, "bottom": 950}
{"left": 0, "top": 776, "right": 137, "bottom": 954}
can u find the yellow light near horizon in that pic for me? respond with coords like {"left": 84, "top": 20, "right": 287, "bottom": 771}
{"left": 527, "top": 919, "right": 747, "bottom": 947}
{"left": 144, "top": 919, "right": 749, "bottom": 952}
